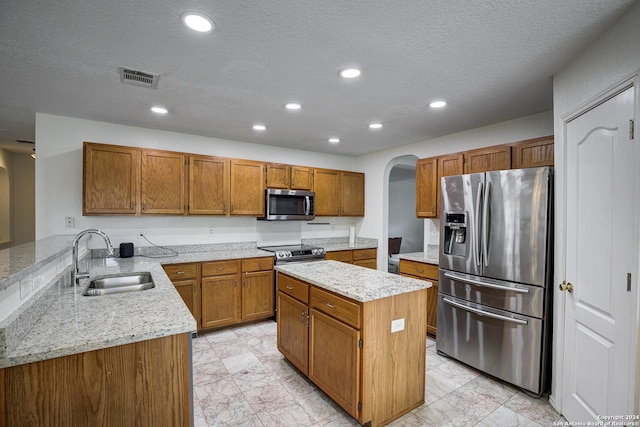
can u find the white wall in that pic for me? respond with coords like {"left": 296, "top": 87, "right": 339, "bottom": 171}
{"left": 0, "top": 149, "right": 13, "bottom": 246}
{"left": 552, "top": 0, "right": 640, "bottom": 414}
{"left": 35, "top": 114, "right": 361, "bottom": 247}
{"left": 388, "top": 177, "right": 422, "bottom": 253}
{"left": 11, "top": 152, "right": 35, "bottom": 246}
{"left": 355, "top": 110, "right": 554, "bottom": 267}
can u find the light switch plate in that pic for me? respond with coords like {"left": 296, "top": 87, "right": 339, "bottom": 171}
{"left": 391, "top": 318, "right": 405, "bottom": 333}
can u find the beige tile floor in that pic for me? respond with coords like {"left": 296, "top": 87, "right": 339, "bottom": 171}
{"left": 192, "top": 320, "right": 563, "bottom": 426}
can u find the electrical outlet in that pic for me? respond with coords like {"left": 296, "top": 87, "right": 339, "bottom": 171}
{"left": 391, "top": 318, "right": 405, "bottom": 333}
{"left": 208, "top": 228, "right": 215, "bottom": 236}
{"left": 65, "top": 216, "right": 75, "bottom": 228}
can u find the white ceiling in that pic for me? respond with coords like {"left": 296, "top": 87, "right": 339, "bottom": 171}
{"left": 0, "top": 0, "right": 635, "bottom": 156}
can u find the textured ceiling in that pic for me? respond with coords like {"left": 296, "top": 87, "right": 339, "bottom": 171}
{"left": 0, "top": 0, "right": 635, "bottom": 156}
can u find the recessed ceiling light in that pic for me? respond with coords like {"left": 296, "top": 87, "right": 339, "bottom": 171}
{"left": 181, "top": 12, "right": 214, "bottom": 33}
{"left": 368, "top": 123, "right": 383, "bottom": 129}
{"left": 429, "top": 100, "right": 447, "bottom": 109}
{"left": 253, "top": 124, "right": 266, "bottom": 131}
{"left": 339, "top": 68, "right": 361, "bottom": 79}
{"left": 151, "top": 106, "right": 168, "bottom": 114}
{"left": 285, "top": 102, "right": 302, "bottom": 110}
{"left": 328, "top": 138, "right": 340, "bottom": 144}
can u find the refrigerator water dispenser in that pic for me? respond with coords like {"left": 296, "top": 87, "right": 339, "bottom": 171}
{"left": 443, "top": 212, "right": 467, "bottom": 256}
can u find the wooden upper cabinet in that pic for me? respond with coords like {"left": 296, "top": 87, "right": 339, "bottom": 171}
{"left": 266, "top": 164, "right": 312, "bottom": 190}
{"left": 416, "top": 157, "right": 438, "bottom": 218}
{"left": 314, "top": 168, "right": 341, "bottom": 216}
{"left": 266, "top": 163, "right": 290, "bottom": 189}
{"left": 83, "top": 142, "right": 139, "bottom": 215}
{"left": 512, "top": 135, "right": 554, "bottom": 168}
{"left": 141, "top": 149, "right": 186, "bottom": 214}
{"left": 436, "top": 153, "right": 464, "bottom": 217}
{"left": 230, "top": 159, "right": 265, "bottom": 215}
{"left": 341, "top": 172, "right": 364, "bottom": 216}
{"left": 189, "top": 155, "right": 230, "bottom": 215}
{"left": 314, "top": 169, "right": 364, "bottom": 217}
{"left": 290, "top": 166, "right": 312, "bottom": 190}
{"left": 463, "top": 145, "right": 511, "bottom": 174}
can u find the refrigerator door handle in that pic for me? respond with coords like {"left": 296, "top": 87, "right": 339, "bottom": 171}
{"left": 443, "top": 272, "right": 530, "bottom": 294}
{"left": 475, "top": 181, "right": 484, "bottom": 267}
{"left": 482, "top": 178, "right": 491, "bottom": 267}
{"left": 443, "top": 297, "right": 529, "bottom": 325}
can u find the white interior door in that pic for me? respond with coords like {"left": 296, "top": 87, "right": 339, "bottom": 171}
{"left": 562, "top": 86, "right": 638, "bottom": 421}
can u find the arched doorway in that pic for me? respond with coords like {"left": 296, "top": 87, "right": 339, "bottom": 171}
{"left": 385, "top": 155, "right": 423, "bottom": 273}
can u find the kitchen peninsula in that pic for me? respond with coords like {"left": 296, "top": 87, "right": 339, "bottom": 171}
{"left": 275, "top": 260, "right": 431, "bottom": 427}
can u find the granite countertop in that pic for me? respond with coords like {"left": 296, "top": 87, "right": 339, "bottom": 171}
{"left": 398, "top": 252, "right": 439, "bottom": 265}
{"left": 322, "top": 242, "right": 378, "bottom": 252}
{"left": 275, "top": 260, "right": 430, "bottom": 302}
{"left": 0, "top": 248, "right": 273, "bottom": 369}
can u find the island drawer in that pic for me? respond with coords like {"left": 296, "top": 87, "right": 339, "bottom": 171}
{"left": 163, "top": 263, "right": 198, "bottom": 280}
{"left": 399, "top": 259, "right": 438, "bottom": 280}
{"left": 325, "top": 250, "right": 353, "bottom": 263}
{"left": 278, "top": 273, "right": 309, "bottom": 303}
{"left": 352, "top": 248, "right": 377, "bottom": 260}
{"left": 242, "top": 256, "right": 274, "bottom": 272}
{"left": 202, "top": 259, "right": 239, "bottom": 277}
{"left": 310, "top": 287, "right": 361, "bottom": 329}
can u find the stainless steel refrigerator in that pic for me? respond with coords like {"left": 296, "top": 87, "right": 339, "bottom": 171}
{"left": 437, "top": 167, "right": 553, "bottom": 396}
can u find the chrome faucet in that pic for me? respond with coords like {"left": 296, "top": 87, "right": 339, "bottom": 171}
{"left": 72, "top": 229, "right": 115, "bottom": 286}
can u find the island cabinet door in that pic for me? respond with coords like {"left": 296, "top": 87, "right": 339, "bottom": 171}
{"left": 276, "top": 292, "right": 309, "bottom": 374}
{"left": 309, "top": 308, "right": 361, "bottom": 419}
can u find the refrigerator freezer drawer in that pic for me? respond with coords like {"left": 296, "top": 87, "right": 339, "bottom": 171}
{"left": 438, "top": 269, "right": 545, "bottom": 318}
{"left": 436, "top": 294, "right": 545, "bottom": 395}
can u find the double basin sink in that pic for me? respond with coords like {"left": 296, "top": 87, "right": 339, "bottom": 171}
{"left": 83, "top": 272, "right": 155, "bottom": 296}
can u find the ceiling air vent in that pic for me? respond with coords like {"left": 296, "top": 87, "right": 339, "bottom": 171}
{"left": 118, "top": 66, "right": 159, "bottom": 89}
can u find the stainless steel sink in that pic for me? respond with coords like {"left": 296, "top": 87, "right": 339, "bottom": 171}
{"left": 83, "top": 272, "right": 155, "bottom": 296}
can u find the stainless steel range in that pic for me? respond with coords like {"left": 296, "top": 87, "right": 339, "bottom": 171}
{"left": 258, "top": 244, "right": 326, "bottom": 264}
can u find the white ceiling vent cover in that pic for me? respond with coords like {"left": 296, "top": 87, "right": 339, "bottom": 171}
{"left": 118, "top": 66, "right": 159, "bottom": 89}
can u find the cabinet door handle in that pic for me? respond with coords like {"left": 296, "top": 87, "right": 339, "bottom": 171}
{"left": 301, "top": 311, "right": 306, "bottom": 323}
{"left": 286, "top": 285, "right": 294, "bottom": 290}
{"left": 326, "top": 302, "right": 336, "bottom": 309}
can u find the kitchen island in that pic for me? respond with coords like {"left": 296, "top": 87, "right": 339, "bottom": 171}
{"left": 275, "top": 260, "right": 431, "bottom": 427}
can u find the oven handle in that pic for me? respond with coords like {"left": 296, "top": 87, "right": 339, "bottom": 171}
{"left": 443, "top": 272, "right": 529, "bottom": 294}
{"left": 443, "top": 297, "right": 528, "bottom": 325}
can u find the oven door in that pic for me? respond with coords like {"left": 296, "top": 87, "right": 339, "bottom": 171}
{"left": 436, "top": 294, "right": 544, "bottom": 394}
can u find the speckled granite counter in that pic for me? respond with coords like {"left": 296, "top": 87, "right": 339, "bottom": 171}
{"left": 275, "top": 260, "right": 430, "bottom": 302}
{"left": 302, "top": 237, "right": 377, "bottom": 252}
{"left": 0, "top": 247, "right": 273, "bottom": 369}
{"left": 0, "top": 235, "right": 75, "bottom": 291}
{"left": 398, "top": 252, "right": 439, "bottom": 265}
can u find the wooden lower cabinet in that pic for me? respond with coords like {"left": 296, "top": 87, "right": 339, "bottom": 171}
{"left": 309, "top": 308, "right": 360, "bottom": 417}
{"left": 399, "top": 259, "right": 439, "bottom": 336}
{"left": 0, "top": 334, "right": 191, "bottom": 427}
{"left": 327, "top": 248, "right": 377, "bottom": 270}
{"left": 202, "top": 273, "right": 240, "bottom": 328}
{"left": 242, "top": 270, "right": 274, "bottom": 320}
{"left": 276, "top": 291, "right": 309, "bottom": 374}
{"left": 276, "top": 272, "right": 427, "bottom": 426}
{"left": 165, "top": 257, "right": 274, "bottom": 331}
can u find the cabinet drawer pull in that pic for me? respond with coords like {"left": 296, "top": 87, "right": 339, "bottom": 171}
{"left": 216, "top": 267, "right": 224, "bottom": 271}
{"left": 326, "top": 302, "right": 336, "bottom": 308}
{"left": 176, "top": 271, "right": 185, "bottom": 275}
{"left": 416, "top": 268, "right": 423, "bottom": 273}
{"left": 286, "top": 285, "right": 294, "bottom": 290}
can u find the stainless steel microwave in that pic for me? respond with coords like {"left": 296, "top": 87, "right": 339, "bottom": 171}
{"left": 259, "top": 189, "right": 315, "bottom": 220}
